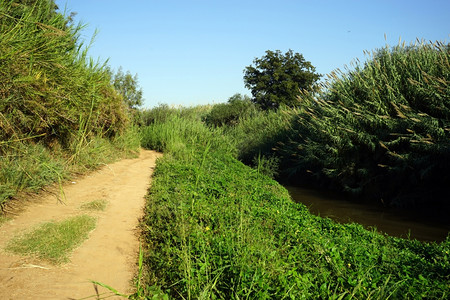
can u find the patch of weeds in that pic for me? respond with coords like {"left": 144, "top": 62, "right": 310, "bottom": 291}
{"left": 80, "top": 199, "right": 108, "bottom": 211}
{"left": 252, "top": 153, "right": 280, "bottom": 179}
{"left": 6, "top": 215, "right": 96, "bottom": 264}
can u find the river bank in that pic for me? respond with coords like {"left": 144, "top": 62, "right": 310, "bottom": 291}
{"left": 286, "top": 185, "right": 450, "bottom": 242}
{"left": 139, "top": 110, "right": 450, "bottom": 299}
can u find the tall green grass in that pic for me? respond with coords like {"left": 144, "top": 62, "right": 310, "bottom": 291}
{"left": 223, "top": 41, "right": 449, "bottom": 210}
{"left": 202, "top": 93, "right": 256, "bottom": 127}
{"left": 0, "top": 1, "right": 140, "bottom": 209}
{"left": 140, "top": 105, "right": 234, "bottom": 157}
{"left": 0, "top": 1, "right": 129, "bottom": 145}
{"left": 226, "top": 105, "right": 295, "bottom": 166}
{"left": 283, "top": 41, "right": 450, "bottom": 209}
{"left": 0, "top": 142, "right": 66, "bottom": 205}
{"left": 140, "top": 106, "right": 450, "bottom": 299}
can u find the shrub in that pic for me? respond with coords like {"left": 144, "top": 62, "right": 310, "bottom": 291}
{"left": 203, "top": 93, "right": 256, "bottom": 127}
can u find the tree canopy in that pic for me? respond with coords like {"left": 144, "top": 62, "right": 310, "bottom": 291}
{"left": 243, "top": 49, "right": 321, "bottom": 110}
{"left": 110, "top": 67, "right": 144, "bottom": 110}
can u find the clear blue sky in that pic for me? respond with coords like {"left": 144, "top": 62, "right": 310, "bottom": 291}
{"left": 54, "top": 0, "right": 450, "bottom": 108}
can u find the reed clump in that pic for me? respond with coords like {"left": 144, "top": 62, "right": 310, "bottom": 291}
{"left": 227, "top": 41, "right": 449, "bottom": 211}
{"left": 0, "top": 1, "right": 128, "bottom": 145}
{"left": 282, "top": 41, "right": 449, "bottom": 209}
{"left": 0, "top": 1, "right": 139, "bottom": 209}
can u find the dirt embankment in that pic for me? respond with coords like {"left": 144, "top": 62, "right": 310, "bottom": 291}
{"left": 0, "top": 149, "right": 161, "bottom": 300}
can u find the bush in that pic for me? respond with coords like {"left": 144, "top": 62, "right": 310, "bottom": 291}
{"left": 203, "top": 94, "right": 256, "bottom": 127}
{"left": 225, "top": 105, "right": 295, "bottom": 166}
{"left": 140, "top": 105, "right": 234, "bottom": 156}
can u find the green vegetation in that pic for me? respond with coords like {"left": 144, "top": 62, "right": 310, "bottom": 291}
{"left": 203, "top": 93, "right": 256, "bottom": 127}
{"left": 140, "top": 105, "right": 232, "bottom": 156}
{"left": 1, "top": 1, "right": 448, "bottom": 298}
{"left": 244, "top": 49, "right": 321, "bottom": 110}
{"left": 139, "top": 106, "right": 450, "bottom": 299}
{"left": 0, "top": 0, "right": 141, "bottom": 210}
{"left": 6, "top": 215, "right": 96, "bottom": 264}
{"left": 0, "top": 0, "right": 128, "bottom": 144}
{"left": 249, "top": 41, "right": 449, "bottom": 211}
{"left": 0, "top": 215, "right": 10, "bottom": 226}
{"left": 109, "top": 66, "right": 144, "bottom": 110}
{"left": 80, "top": 199, "right": 108, "bottom": 211}
{"left": 109, "top": 66, "right": 144, "bottom": 125}
{"left": 225, "top": 104, "right": 295, "bottom": 167}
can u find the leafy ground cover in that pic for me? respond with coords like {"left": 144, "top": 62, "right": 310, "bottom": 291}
{"left": 140, "top": 110, "right": 450, "bottom": 299}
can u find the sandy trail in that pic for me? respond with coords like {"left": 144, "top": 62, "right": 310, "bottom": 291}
{"left": 0, "top": 149, "right": 161, "bottom": 300}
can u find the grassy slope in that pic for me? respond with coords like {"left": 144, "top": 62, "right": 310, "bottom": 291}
{"left": 140, "top": 109, "right": 450, "bottom": 299}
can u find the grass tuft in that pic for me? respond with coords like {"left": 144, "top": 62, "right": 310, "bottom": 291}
{"left": 6, "top": 215, "right": 96, "bottom": 264}
{"left": 80, "top": 199, "right": 108, "bottom": 211}
{"left": 0, "top": 214, "right": 10, "bottom": 227}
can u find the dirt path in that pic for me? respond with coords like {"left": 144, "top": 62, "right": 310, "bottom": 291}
{"left": 0, "top": 149, "right": 161, "bottom": 300}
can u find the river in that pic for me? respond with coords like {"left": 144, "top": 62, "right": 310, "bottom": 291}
{"left": 286, "top": 186, "right": 450, "bottom": 242}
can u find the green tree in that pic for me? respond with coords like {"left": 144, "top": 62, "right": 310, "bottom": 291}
{"left": 110, "top": 67, "right": 144, "bottom": 110}
{"left": 243, "top": 49, "right": 321, "bottom": 110}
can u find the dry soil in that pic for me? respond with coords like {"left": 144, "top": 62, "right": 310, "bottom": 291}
{"left": 0, "top": 149, "right": 161, "bottom": 300}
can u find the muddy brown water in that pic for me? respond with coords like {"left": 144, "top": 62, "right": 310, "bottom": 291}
{"left": 286, "top": 186, "right": 450, "bottom": 242}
